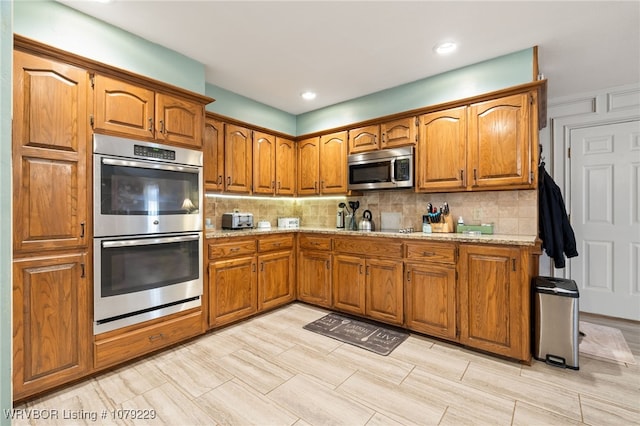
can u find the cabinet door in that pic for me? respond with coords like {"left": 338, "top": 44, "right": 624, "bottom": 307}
{"left": 203, "top": 117, "right": 225, "bottom": 191}
{"left": 468, "top": 93, "right": 532, "bottom": 189}
{"left": 253, "top": 131, "right": 276, "bottom": 194}
{"left": 319, "top": 131, "right": 348, "bottom": 194}
{"left": 332, "top": 254, "right": 366, "bottom": 315}
{"left": 258, "top": 250, "right": 295, "bottom": 311}
{"left": 405, "top": 262, "right": 456, "bottom": 340}
{"left": 224, "top": 124, "right": 253, "bottom": 193}
{"left": 348, "top": 125, "right": 380, "bottom": 154}
{"left": 275, "top": 137, "right": 296, "bottom": 195}
{"left": 366, "top": 258, "right": 404, "bottom": 325}
{"left": 458, "top": 245, "right": 524, "bottom": 358}
{"left": 208, "top": 256, "right": 257, "bottom": 327}
{"left": 156, "top": 93, "right": 204, "bottom": 148}
{"left": 297, "top": 250, "right": 332, "bottom": 308}
{"left": 13, "top": 253, "right": 90, "bottom": 400}
{"left": 297, "top": 137, "right": 320, "bottom": 195}
{"left": 417, "top": 107, "right": 467, "bottom": 192}
{"left": 381, "top": 117, "right": 417, "bottom": 149}
{"left": 93, "top": 74, "right": 155, "bottom": 140}
{"left": 12, "top": 51, "right": 88, "bottom": 253}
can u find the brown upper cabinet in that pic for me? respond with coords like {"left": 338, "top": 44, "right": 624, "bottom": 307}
{"left": 93, "top": 74, "right": 205, "bottom": 148}
{"left": 253, "top": 132, "right": 296, "bottom": 196}
{"left": 224, "top": 124, "right": 253, "bottom": 193}
{"left": 203, "top": 117, "right": 225, "bottom": 191}
{"left": 348, "top": 117, "right": 417, "bottom": 154}
{"left": 417, "top": 91, "right": 537, "bottom": 192}
{"left": 12, "top": 50, "right": 88, "bottom": 254}
{"left": 297, "top": 130, "right": 347, "bottom": 195}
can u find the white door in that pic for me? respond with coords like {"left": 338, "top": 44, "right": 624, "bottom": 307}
{"left": 570, "top": 120, "right": 640, "bottom": 320}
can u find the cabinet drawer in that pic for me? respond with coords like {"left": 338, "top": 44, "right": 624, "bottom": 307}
{"left": 405, "top": 242, "right": 456, "bottom": 264}
{"left": 208, "top": 239, "right": 256, "bottom": 259}
{"left": 258, "top": 234, "right": 294, "bottom": 252}
{"left": 334, "top": 237, "right": 403, "bottom": 258}
{"left": 94, "top": 310, "right": 202, "bottom": 369}
{"left": 299, "top": 234, "right": 332, "bottom": 251}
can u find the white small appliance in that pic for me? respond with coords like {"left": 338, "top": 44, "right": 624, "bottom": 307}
{"left": 278, "top": 217, "right": 300, "bottom": 229}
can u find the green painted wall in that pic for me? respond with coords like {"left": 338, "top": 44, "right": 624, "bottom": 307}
{"left": 206, "top": 83, "right": 297, "bottom": 136}
{"left": 296, "top": 48, "right": 534, "bottom": 135}
{"left": 1, "top": 0, "right": 13, "bottom": 422}
{"left": 13, "top": 0, "right": 205, "bottom": 94}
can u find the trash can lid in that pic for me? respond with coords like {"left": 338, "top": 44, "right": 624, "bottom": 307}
{"left": 533, "top": 276, "right": 579, "bottom": 297}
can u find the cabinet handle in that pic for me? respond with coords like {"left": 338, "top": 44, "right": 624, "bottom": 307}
{"left": 80, "top": 263, "right": 85, "bottom": 278}
{"left": 326, "top": 260, "right": 330, "bottom": 270}
{"left": 148, "top": 118, "right": 153, "bottom": 132}
{"left": 159, "top": 119, "right": 165, "bottom": 134}
{"left": 252, "top": 263, "right": 256, "bottom": 272}
{"left": 314, "top": 181, "right": 318, "bottom": 191}
{"left": 230, "top": 247, "right": 240, "bottom": 252}
{"left": 272, "top": 180, "right": 275, "bottom": 189}
{"left": 512, "top": 258, "right": 516, "bottom": 271}
{"left": 407, "top": 270, "right": 411, "bottom": 281}
{"left": 359, "top": 264, "right": 363, "bottom": 274}
{"left": 460, "top": 170, "right": 464, "bottom": 183}
{"left": 321, "top": 180, "right": 325, "bottom": 189}
{"left": 261, "top": 262, "right": 264, "bottom": 272}
{"left": 227, "top": 176, "right": 231, "bottom": 186}
{"left": 381, "top": 133, "right": 386, "bottom": 144}
{"left": 148, "top": 333, "right": 164, "bottom": 342}
{"left": 473, "top": 168, "right": 477, "bottom": 184}
{"left": 278, "top": 181, "right": 281, "bottom": 189}
{"left": 422, "top": 251, "right": 435, "bottom": 257}
{"left": 80, "top": 221, "right": 85, "bottom": 238}
{"left": 366, "top": 265, "right": 370, "bottom": 275}
{"left": 218, "top": 175, "right": 223, "bottom": 185}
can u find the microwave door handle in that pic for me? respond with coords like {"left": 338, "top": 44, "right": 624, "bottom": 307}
{"left": 102, "top": 157, "right": 200, "bottom": 175}
{"left": 390, "top": 158, "right": 397, "bottom": 184}
{"left": 102, "top": 234, "right": 200, "bottom": 249}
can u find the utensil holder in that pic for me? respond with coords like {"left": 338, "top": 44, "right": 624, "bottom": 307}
{"left": 431, "top": 215, "right": 454, "bottom": 233}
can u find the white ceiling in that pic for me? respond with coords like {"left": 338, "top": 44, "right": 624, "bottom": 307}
{"left": 57, "top": 0, "right": 640, "bottom": 115}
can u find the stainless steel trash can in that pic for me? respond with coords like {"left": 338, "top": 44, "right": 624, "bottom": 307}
{"left": 532, "top": 276, "right": 580, "bottom": 370}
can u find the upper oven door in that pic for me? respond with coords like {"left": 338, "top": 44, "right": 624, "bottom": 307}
{"left": 94, "top": 153, "right": 202, "bottom": 236}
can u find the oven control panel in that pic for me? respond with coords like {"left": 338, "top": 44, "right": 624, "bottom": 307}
{"left": 134, "top": 144, "right": 176, "bottom": 161}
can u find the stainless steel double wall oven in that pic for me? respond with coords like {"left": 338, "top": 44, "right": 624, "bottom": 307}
{"left": 93, "top": 134, "right": 203, "bottom": 334}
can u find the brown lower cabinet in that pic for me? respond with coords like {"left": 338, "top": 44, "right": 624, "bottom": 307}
{"left": 208, "top": 234, "right": 295, "bottom": 327}
{"left": 12, "top": 253, "right": 90, "bottom": 401}
{"left": 297, "top": 234, "right": 333, "bottom": 308}
{"left": 332, "top": 237, "right": 404, "bottom": 326}
{"left": 458, "top": 244, "right": 532, "bottom": 360}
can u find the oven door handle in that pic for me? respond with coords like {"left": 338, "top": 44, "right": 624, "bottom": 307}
{"left": 101, "top": 157, "right": 201, "bottom": 174}
{"left": 102, "top": 234, "right": 200, "bottom": 249}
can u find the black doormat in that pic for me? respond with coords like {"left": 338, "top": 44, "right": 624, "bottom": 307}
{"left": 303, "top": 313, "right": 409, "bottom": 356}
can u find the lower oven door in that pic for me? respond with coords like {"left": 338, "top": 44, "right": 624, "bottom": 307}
{"left": 94, "top": 232, "right": 203, "bottom": 334}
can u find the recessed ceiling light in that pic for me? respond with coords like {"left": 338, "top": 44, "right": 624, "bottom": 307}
{"left": 301, "top": 91, "right": 317, "bottom": 100}
{"left": 434, "top": 41, "right": 457, "bottom": 55}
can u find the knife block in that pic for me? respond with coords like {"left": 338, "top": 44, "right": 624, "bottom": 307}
{"left": 431, "top": 214, "right": 454, "bottom": 233}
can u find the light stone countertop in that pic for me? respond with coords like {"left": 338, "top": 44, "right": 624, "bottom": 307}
{"left": 205, "top": 226, "right": 539, "bottom": 247}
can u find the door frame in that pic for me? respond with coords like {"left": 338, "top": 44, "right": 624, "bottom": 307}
{"left": 538, "top": 83, "right": 640, "bottom": 281}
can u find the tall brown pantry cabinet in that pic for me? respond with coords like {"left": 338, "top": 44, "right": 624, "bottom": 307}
{"left": 12, "top": 50, "right": 91, "bottom": 400}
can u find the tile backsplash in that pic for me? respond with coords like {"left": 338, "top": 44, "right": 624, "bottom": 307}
{"left": 205, "top": 189, "right": 537, "bottom": 235}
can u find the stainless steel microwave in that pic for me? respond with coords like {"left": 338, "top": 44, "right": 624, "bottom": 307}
{"left": 347, "top": 146, "right": 414, "bottom": 190}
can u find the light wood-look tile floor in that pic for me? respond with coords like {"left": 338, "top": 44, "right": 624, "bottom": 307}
{"left": 14, "top": 303, "right": 640, "bottom": 425}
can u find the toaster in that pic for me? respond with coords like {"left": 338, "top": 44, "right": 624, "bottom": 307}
{"left": 221, "top": 212, "right": 254, "bottom": 229}
{"left": 277, "top": 217, "right": 300, "bottom": 229}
